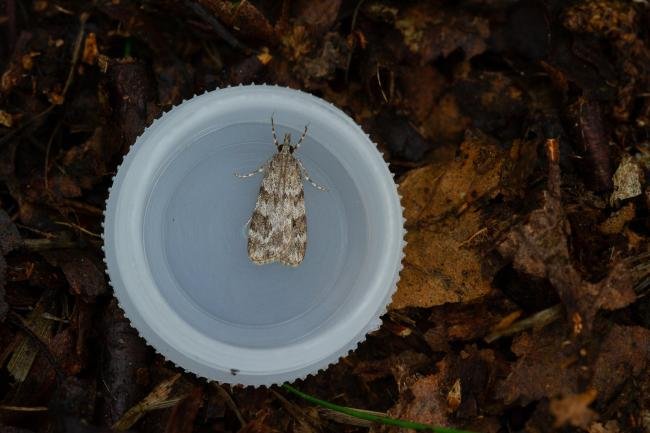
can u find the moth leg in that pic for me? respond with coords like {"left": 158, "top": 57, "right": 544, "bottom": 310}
{"left": 234, "top": 161, "right": 267, "bottom": 178}
{"left": 271, "top": 114, "right": 279, "bottom": 148}
{"left": 294, "top": 124, "right": 309, "bottom": 150}
{"left": 296, "top": 158, "right": 327, "bottom": 191}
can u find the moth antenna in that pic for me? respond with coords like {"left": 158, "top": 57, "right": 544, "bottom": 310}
{"left": 234, "top": 161, "right": 267, "bottom": 178}
{"left": 271, "top": 113, "right": 279, "bottom": 148}
{"left": 295, "top": 124, "right": 309, "bottom": 149}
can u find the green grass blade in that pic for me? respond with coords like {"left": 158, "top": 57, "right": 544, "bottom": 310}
{"left": 282, "top": 383, "right": 477, "bottom": 433}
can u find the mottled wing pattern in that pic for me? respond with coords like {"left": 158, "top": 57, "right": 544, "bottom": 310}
{"left": 247, "top": 152, "right": 307, "bottom": 266}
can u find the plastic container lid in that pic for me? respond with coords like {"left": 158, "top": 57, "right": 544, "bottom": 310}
{"left": 103, "top": 85, "right": 405, "bottom": 386}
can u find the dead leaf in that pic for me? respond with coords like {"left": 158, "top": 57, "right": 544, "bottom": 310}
{"left": 598, "top": 202, "right": 635, "bottom": 235}
{"left": 395, "top": 4, "right": 489, "bottom": 63}
{"left": 372, "top": 361, "right": 450, "bottom": 433}
{"left": 424, "top": 297, "right": 518, "bottom": 351}
{"left": 61, "top": 128, "right": 108, "bottom": 190}
{"left": 0, "top": 110, "right": 14, "bottom": 127}
{"left": 452, "top": 72, "right": 528, "bottom": 141}
{"left": 563, "top": 1, "right": 638, "bottom": 39}
{"left": 498, "top": 140, "right": 637, "bottom": 333}
{"left": 256, "top": 47, "right": 272, "bottom": 65}
{"left": 7, "top": 293, "right": 56, "bottom": 382}
{"left": 496, "top": 322, "right": 580, "bottom": 404}
{"left": 294, "top": 0, "right": 342, "bottom": 37}
{"left": 164, "top": 385, "right": 203, "bottom": 433}
{"left": 21, "top": 52, "right": 39, "bottom": 70}
{"left": 393, "top": 131, "right": 504, "bottom": 309}
{"left": 424, "top": 92, "right": 471, "bottom": 143}
{"left": 353, "top": 351, "right": 430, "bottom": 393}
{"left": 49, "top": 175, "right": 83, "bottom": 198}
{"left": 48, "top": 91, "right": 65, "bottom": 105}
{"left": 588, "top": 420, "right": 621, "bottom": 433}
{"left": 368, "top": 110, "right": 433, "bottom": 162}
{"left": 398, "top": 65, "right": 446, "bottom": 126}
{"left": 550, "top": 389, "right": 598, "bottom": 428}
{"left": 281, "top": 25, "right": 314, "bottom": 62}
{"left": 239, "top": 408, "right": 282, "bottom": 433}
{"left": 1, "top": 59, "right": 23, "bottom": 94}
{"left": 610, "top": 155, "right": 644, "bottom": 204}
{"left": 198, "top": 0, "right": 276, "bottom": 43}
{"left": 373, "top": 347, "right": 501, "bottom": 432}
{"left": 447, "top": 379, "right": 462, "bottom": 412}
{"left": 300, "top": 32, "right": 348, "bottom": 83}
{"left": 82, "top": 32, "right": 99, "bottom": 65}
{"left": 42, "top": 250, "right": 106, "bottom": 300}
{"left": 591, "top": 325, "right": 650, "bottom": 402}
{"left": 112, "top": 373, "right": 182, "bottom": 431}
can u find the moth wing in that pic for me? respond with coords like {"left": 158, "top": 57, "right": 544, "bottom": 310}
{"left": 278, "top": 190, "right": 306, "bottom": 267}
{"left": 247, "top": 154, "right": 305, "bottom": 266}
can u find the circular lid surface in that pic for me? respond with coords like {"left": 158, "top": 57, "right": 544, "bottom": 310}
{"left": 103, "top": 85, "right": 405, "bottom": 385}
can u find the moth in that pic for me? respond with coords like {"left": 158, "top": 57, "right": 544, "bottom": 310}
{"left": 235, "top": 116, "right": 326, "bottom": 267}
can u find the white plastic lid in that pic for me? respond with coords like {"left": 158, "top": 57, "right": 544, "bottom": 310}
{"left": 103, "top": 85, "right": 405, "bottom": 386}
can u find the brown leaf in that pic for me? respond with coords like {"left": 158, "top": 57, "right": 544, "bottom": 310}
{"left": 281, "top": 25, "right": 314, "bottom": 62}
{"left": 353, "top": 351, "right": 430, "bottom": 393}
{"left": 198, "top": 0, "right": 276, "bottom": 44}
{"left": 112, "top": 373, "right": 182, "bottom": 431}
{"left": 164, "top": 385, "right": 204, "bottom": 433}
{"left": 588, "top": 420, "right": 621, "bottom": 433}
{"left": 496, "top": 323, "right": 580, "bottom": 404}
{"left": 11, "top": 323, "right": 84, "bottom": 408}
{"left": 549, "top": 389, "right": 598, "bottom": 428}
{"left": 371, "top": 370, "right": 449, "bottom": 433}
{"left": 42, "top": 250, "right": 106, "bottom": 300}
{"left": 446, "top": 379, "right": 462, "bottom": 412}
{"left": 372, "top": 362, "right": 450, "bottom": 433}
{"left": 398, "top": 65, "right": 446, "bottom": 126}
{"left": 239, "top": 407, "right": 282, "bottom": 433}
{"left": 498, "top": 322, "right": 649, "bottom": 410}
{"left": 0, "top": 109, "right": 15, "bottom": 127}
{"left": 82, "top": 32, "right": 99, "bottom": 65}
{"left": 610, "top": 155, "right": 644, "bottom": 204}
{"left": 424, "top": 92, "right": 471, "bottom": 143}
{"left": 393, "top": 131, "right": 504, "bottom": 309}
{"left": 563, "top": 0, "right": 638, "bottom": 39}
{"left": 299, "top": 32, "right": 348, "bottom": 83}
{"left": 368, "top": 110, "right": 433, "bottom": 162}
{"left": 498, "top": 140, "right": 637, "bottom": 333}
{"left": 452, "top": 72, "right": 528, "bottom": 142}
{"left": 294, "top": 0, "right": 342, "bottom": 37}
{"left": 598, "top": 203, "right": 635, "bottom": 235}
{"left": 61, "top": 128, "right": 109, "bottom": 191}
{"left": 591, "top": 325, "right": 650, "bottom": 402}
{"left": 49, "top": 175, "right": 82, "bottom": 198}
{"left": 395, "top": 5, "right": 489, "bottom": 63}
{"left": 6, "top": 293, "right": 56, "bottom": 382}
{"left": 424, "top": 297, "right": 517, "bottom": 352}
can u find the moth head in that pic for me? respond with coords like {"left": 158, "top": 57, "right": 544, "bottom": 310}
{"left": 281, "top": 133, "right": 294, "bottom": 152}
